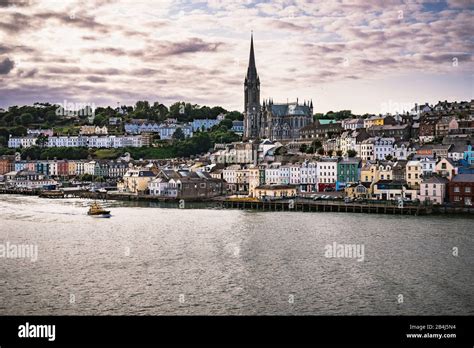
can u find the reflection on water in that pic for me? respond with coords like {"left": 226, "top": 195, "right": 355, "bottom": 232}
{"left": 0, "top": 195, "right": 473, "bottom": 315}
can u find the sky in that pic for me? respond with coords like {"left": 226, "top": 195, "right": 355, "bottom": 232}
{"left": 0, "top": 0, "right": 473, "bottom": 114}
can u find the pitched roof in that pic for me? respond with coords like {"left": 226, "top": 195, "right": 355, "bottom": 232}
{"left": 422, "top": 176, "right": 449, "bottom": 184}
{"left": 451, "top": 174, "right": 474, "bottom": 183}
{"left": 269, "top": 103, "right": 312, "bottom": 117}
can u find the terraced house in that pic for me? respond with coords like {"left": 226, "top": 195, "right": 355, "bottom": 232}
{"left": 337, "top": 158, "right": 361, "bottom": 190}
{"left": 448, "top": 174, "right": 474, "bottom": 206}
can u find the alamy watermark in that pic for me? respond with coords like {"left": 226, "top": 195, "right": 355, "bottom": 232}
{"left": 18, "top": 322, "right": 55, "bottom": 341}
{"left": 0, "top": 241, "right": 38, "bottom": 262}
{"left": 380, "top": 100, "right": 414, "bottom": 115}
{"left": 324, "top": 242, "right": 365, "bottom": 262}
{"left": 55, "top": 99, "right": 96, "bottom": 118}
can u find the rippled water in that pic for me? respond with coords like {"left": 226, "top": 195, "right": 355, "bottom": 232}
{"left": 0, "top": 194, "right": 473, "bottom": 315}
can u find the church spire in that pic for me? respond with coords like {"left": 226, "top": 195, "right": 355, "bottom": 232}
{"left": 243, "top": 32, "right": 261, "bottom": 140}
{"left": 247, "top": 32, "right": 257, "bottom": 79}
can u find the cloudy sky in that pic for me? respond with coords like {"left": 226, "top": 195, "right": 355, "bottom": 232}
{"left": 0, "top": 0, "right": 473, "bottom": 114}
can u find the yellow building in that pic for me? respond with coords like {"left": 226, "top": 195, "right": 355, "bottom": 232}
{"left": 345, "top": 182, "right": 372, "bottom": 199}
{"left": 361, "top": 161, "right": 394, "bottom": 183}
{"left": 80, "top": 125, "right": 108, "bottom": 135}
{"left": 377, "top": 163, "right": 393, "bottom": 181}
{"left": 361, "top": 162, "right": 377, "bottom": 182}
{"left": 120, "top": 168, "right": 155, "bottom": 193}
{"left": 254, "top": 185, "right": 296, "bottom": 199}
{"left": 406, "top": 160, "right": 422, "bottom": 188}
{"left": 363, "top": 116, "right": 384, "bottom": 129}
{"left": 248, "top": 165, "right": 265, "bottom": 197}
{"left": 68, "top": 161, "right": 77, "bottom": 176}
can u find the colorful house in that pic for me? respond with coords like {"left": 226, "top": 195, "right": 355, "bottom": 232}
{"left": 419, "top": 176, "right": 449, "bottom": 205}
{"left": 448, "top": 174, "right": 474, "bottom": 206}
{"left": 336, "top": 158, "right": 361, "bottom": 190}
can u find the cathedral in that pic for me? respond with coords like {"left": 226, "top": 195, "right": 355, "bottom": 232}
{"left": 243, "top": 34, "right": 314, "bottom": 141}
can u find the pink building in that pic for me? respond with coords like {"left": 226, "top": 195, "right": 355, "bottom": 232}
{"left": 419, "top": 176, "right": 449, "bottom": 205}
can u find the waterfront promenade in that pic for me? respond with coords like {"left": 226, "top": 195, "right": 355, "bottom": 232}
{"left": 1, "top": 188, "right": 473, "bottom": 215}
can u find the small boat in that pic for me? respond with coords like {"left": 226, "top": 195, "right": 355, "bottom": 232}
{"left": 87, "top": 202, "right": 111, "bottom": 218}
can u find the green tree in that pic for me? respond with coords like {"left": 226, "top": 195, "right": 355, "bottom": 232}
{"left": 299, "top": 144, "right": 308, "bottom": 153}
{"left": 220, "top": 119, "right": 233, "bottom": 130}
{"left": 36, "top": 134, "right": 49, "bottom": 148}
{"left": 305, "top": 140, "right": 322, "bottom": 154}
{"left": 347, "top": 149, "right": 357, "bottom": 157}
{"left": 46, "top": 110, "right": 57, "bottom": 124}
{"left": 311, "top": 139, "right": 322, "bottom": 150}
{"left": 20, "top": 113, "right": 33, "bottom": 125}
{"left": 93, "top": 114, "right": 107, "bottom": 126}
{"left": 210, "top": 106, "right": 227, "bottom": 119}
{"left": 3, "top": 113, "right": 14, "bottom": 125}
{"left": 11, "top": 126, "right": 27, "bottom": 136}
{"left": 226, "top": 111, "right": 244, "bottom": 121}
{"left": 336, "top": 150, "right": 343, "bottom": 157}
{"left": 317, "top": 148, "right": 325, "bottom": 155}
{"left": 172, "top": 127, "right": 185, "bottom": 141}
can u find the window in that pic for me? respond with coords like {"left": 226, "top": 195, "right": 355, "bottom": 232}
{"left": 465, "top": 187, "right": 471, "bottom": 193}
{"left": 454, "top": 186, "right": 460, "bottom": 193}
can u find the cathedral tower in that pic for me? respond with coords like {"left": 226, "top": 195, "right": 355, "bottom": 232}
{"left": 243, "top": 33, "right": 261, "bottom": 139}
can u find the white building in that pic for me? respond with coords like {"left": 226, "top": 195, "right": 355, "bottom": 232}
{"left": 300, "top": 161, "right": 318, "bottom": 192}
{"left": 317, "top": 159, "right": 338, "bottom": 187}
{"left": 159, "top": 124, "right": 193, "bottom": 140}
{"left": 448, "top": 145, "right": 467, "bottom": 162}
{"left": 393, "top": 142, "right": 416, "bottom": 160}
{"left": 8, "top": 136, "right": 37, "bottom": 148}
{"left": 75, "top": 161, "right": 85, "bottom": 175}
{"left": 148, "top": 177, "right": 178, "bottom": 197}
{"left": 360, "top": 138, "right": 375, "bottom": 161}
{"left": 374, "top": 137, "right": 395, "bottom": 160}
{"left": 84, "top": 161, "right": 96, "bottom": 175}
{"left": 279, "top": 165, "right": 291, "bottom": 185}
{"left": 222, "top": 165, "right": 241, "bottom": 185}
{"left": 419, "top": 157, "right": 437, "bottom": 177}
{"left": 265, "top": 163, "right": 281, "bottom": 185}
{"left": 342, "top": 118, "right": 364, "bottom": 130}
{"left": 289, "top": 164, "right": 301, "bottom": 185}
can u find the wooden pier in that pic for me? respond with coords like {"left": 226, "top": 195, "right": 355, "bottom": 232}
{"left": 221, "top": 199, "right": 431, "bottom": 215}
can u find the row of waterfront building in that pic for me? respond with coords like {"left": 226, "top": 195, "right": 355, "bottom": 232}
{"left": 1, "top": 143, "right": 473, "bottom": 206}
{"left": 111, "top": 152, "right": 474, "bottom": 206}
